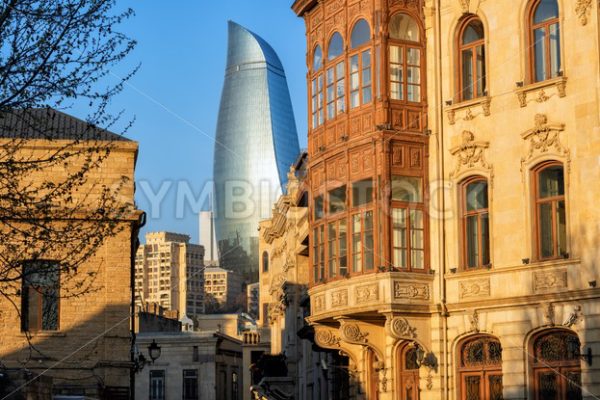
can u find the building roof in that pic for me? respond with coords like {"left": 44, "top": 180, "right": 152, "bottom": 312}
{"left": 0, "top": 108, "right": 131, "bottom": 141}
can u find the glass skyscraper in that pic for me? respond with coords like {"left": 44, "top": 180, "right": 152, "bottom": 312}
{"left": 213, "top": 21, "right": 300, "bottom": 281}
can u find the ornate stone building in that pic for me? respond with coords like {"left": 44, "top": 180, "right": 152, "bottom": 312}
{"left": 292, "top": 0, "right": 600, "bottom": 399}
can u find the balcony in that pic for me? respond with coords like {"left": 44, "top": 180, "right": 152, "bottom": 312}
{"left": 308, "top": 271, "right": 433, "bottom": 323}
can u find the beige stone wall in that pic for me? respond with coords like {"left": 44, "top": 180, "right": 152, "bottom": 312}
{"left": 0, "top": 138, "right": 140, "bottom": 393}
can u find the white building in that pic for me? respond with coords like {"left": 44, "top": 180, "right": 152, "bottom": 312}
{"left": 199, "top": 210, "right": 219, "bottom": 265}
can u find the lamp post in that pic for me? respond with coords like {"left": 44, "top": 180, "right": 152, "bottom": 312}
{"left": 148, "top": 340, "right": 162, "bottom": 364}
{"left": 133, "top": 339, "right": 162, "bottom": 373}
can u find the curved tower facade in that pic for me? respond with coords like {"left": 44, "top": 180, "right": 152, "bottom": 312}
{"left": 213, "top": 21, "right": 300, "bottom": 281}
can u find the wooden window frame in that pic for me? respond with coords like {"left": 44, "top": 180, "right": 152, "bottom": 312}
{"left": 388, "top": 12, "right": 424, "bottom": 104}
{"left": 311, "top": 74, "right": 324, "bottom": 129}
{"left": 326, "top": 32, "right": 346, "bottom": 121}
{"left": 456, "top": 335, "right": 503, "bottom": 400}
{"left": 457, "top": 16, "right": 486, "bottom": 102}
{"left": 349, "top": 18, "right": 372, "bottom": 110}
{"left": 527, "top": 0, "right": 561, "bottom": 83}
{"left": 21, "top": 260, "right": 60, "bottom": 333}
{"left": 529, "top": 329, "right": 582, "bottom": 400}
{"left": 327, "top": 218, "right": 348, "bottom": 278}
{"left": 311, "top": 224, "right": 326, "bottom": 284}
{"left": 460, "top": 176, "right": 490, "bottom": 270}
{"left": 531, "top": 161, "right": 567, "bottom": 261}
{"left": 350, "top": 209, "right": 374, "bottom": 274}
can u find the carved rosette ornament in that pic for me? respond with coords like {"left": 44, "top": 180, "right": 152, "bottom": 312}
{"left": 450, "top": 131, "right": 492, "bottom": 178}
{"left": 521, "top": 114, "right": 570, "bottom": 174}
{"left": 388, "top": 316, "right": 417, "bottom": 339}
{"left": 314, "top": 327, "right": 341, "bottom": 348}
{"left": 576, "top": 0, "right": 592, "bottom": 25}
{"left": 340, "top": 322, "right": 369, "bottom": 344}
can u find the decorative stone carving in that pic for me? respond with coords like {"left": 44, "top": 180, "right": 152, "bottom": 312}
{"left": 315, "top": 327, "right": 341, "bottom": 348}
{"left": 459, "top": 279, "right": 491, "bottom": 300}
{"left": 340, "top": 322, "right": 369, "bottom": 344}
{"left": 331, "top": 289, "right": 348, "bottom": 307}
{"left": 313, "top": 294, "right": 325, "bottom": 313}
{"left": 533, "top": 269, "right": 568, "bottom": 293}
{"left": 521, "top": 114, "right": 569, "bottom": 168}
{"left": 393, "top": 282, "right": 430, "bottom": 300}
{"left": 355, "top": 283, "right": 379, "bottom": 303}
{"left": 543, "top": 302, "right": 555, "bottom": 326}
{"left": 389, "top": 317, "right": 417, "bottom": 339}
{"left": 516, "top": 77, "right": 567, "bottom": 107}
{"left": 576, "top": 0, "right": 592, "bottom": 25}
{"left": 459, "top": 0, "right": 470, "bottom": 13}
{"left": 563, "top": 306, "right": 583, "bottom": 327}
{"left": 469, "top": 310, "right": 480, "bottom": 332}
{"left": 389, "top": 0, "right": 420, "bottom": 9}
{"left": 447, "top": 98, "right": 491, "bottom": 124}
{"left": 450, "top": 130, "right": 491, "bottom": 177}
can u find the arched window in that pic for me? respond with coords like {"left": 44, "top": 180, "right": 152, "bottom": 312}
{"left": 458, "top": 335, "right": 503, "bottom": 400}
{"left": 313, "top": 45, "right": 323, "bottom": 71}
{"left": 350, "top": 19, "right": 372, "bottom": 109}
{"left": 262, "top": 251, "right": 269, "bottom": 272}
{"left": 529, "top": 0, "right": 561, "bottom": 82}
{"left": 326, "top": 33, "right": 346, "bottom": 120}
{"left": 389, "top": 13, "right": 422, "bottom": 102}
{"left": 531, "top": 330, "right": 582, "bottom": 400}
{"left": 397, "top": 343, "right": 420, "bottom": 400}
{"left": 458, "top": 16, "right": 486, "bottom": 101}
{"left": 461, "top": 177, "right": 490, "bottom": 269}
{"left": 533, "top": 162, "right": 566, "bottom": 260}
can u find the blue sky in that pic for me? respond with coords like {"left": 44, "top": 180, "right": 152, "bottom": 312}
{"left": 106, "top": 1, "right": 308, "bottom": 243}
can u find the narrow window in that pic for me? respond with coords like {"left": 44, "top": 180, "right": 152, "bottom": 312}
{"left": 397, "top": 343, "right": 420, "bottom": 400}
{"left": 533, "top": 162, "right": 566, "bottom": 259}
{"left": 149, "top": 370, "right": 166, "bottom": 400}
{"left": 458, "top": 336, "right": 503, "bottom": 400}
{"left": 326, "top": 33, "right": 346, "bottom": 120}
{"left": 389, "top": 13, "right": 422, "bottom": 102}
{"left": 21, "top": 261, "right": 60, "bottom": 332}
{"left": 328, "top": 219, "right": 348, "bottom": 278}
{"left": 531, "top": 330, "right": 582, "bottom": 400}
{"left": 183, "top": 369, "right": 198, "bottom": 400}
{"left": 458, "top": 17, "right": 486, "bottom": 101}
{"left": 352, "top": 179, "right": 373, "bottom": 207}
{"left": 391, "top": 177, "right": 425, "bottom": 271}
{"left": 314, "top": 195, "right": 324, "bottom": 219}
{"left": 461, "top": 177, "right": 490, "bottom": 269}
{"left": 530, "top": 0, "right": 560, "bottom": 82}
{"left": 232, "top": 372, "right": 239, "bottom": 400}
{"left": 329, "top": 185, "right": 347, "bottom": 214}
{"left": 311, "top": 75, "right": 324, "bottom": 128}
{"left": 262, "top": 251, "right": 269, "bottom": 273}
{"left": 350, "top": 19, "right": 372, "bottom": 108}
{"left": 352, "top": 210, "right": 374, "bottom": 272}
{"left": 313, "top": 225, "right": 325, "bottom": 282}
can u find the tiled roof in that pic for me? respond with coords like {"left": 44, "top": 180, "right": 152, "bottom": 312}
{"left": 0, "top": 108, "right": 131, "bottom": 141}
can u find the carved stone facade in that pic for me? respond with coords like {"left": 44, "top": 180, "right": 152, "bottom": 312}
{"left": 288, "top": 0, "right": 600, "bottom": 399}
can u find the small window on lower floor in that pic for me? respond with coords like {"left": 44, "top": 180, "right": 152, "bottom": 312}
{"left": 183, "top": 369, "right": 198, "bottom": 400}
{"left": 21, "top": 261, "right": 60, "bottom": 332}
{"left": 149, "top": 370, "right": 166, "bottom": 400}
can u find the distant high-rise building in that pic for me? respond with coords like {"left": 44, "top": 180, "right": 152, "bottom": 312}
{"left": 203, "top": 265, "right": 243, "bottom": 312}
{"left": 246, "top": 282, "right": 259, "bottom": 319}
{"left": 134, "top": 232, "right": 205, "bottom": 317}
{"left": 213, "top": 21, "right": 300, "bottom": 281}
{"left": 199, "top": 210, "right": 219, "bottom": 265}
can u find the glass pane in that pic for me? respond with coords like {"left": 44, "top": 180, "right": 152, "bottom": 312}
{"left": 352, "top": 214, "right": 362, "bottom": 272}
{"left": 539, "top": 165, "right": 564, "bottom": 198}
{"left": 411, "top": 210, "right": 424, "bottom": 269}
{"left": 329, "top": 32, "right": 344, "bottom": 60}
{"left": 488, "top": 340, "right": 502, "bottom": 364}
{"left": 462, "top": 49, "right": 474, "bottom": 100}
{"left": 390, "top": 65, "right": 402, "bottom": 82}
{"left": 42, "top": 289, "right": 59, "bottom": 330}
{"left": 540, "top": 202, "right": 553, "bottom": 258}
{"left": 466, "top": 215, "right": 479, "bottom": 268}
{"left": 339, "top": 219, "right": 348, "bottom": 275}
{"left": 351, "top": 90, "right": 360, "bottom": 108}
{"left": 489, "top": 375, "right": 503, "bottom": 400}
{"left": 463, "top": 20, "right": 484, "bottom": 45}
{"left": 390, "top": 45, "right": 401, "bottom": 63}
{"left": 534, "top": 0, "right": 559, "bottom": 24}
{"left": 408, "top": 67, "right": 420, "bottom": 85}
{"left": 352, "top": 179, "right": 373, "bottom": 206}
{"left": 314, "top": 196, "right": 324, "bottom": 219}
{"left": 392, "top": 176, "right": 423, "bottom": 202}
{"left": 393, "top": 208, "right": 407, "bottom": 268}
{"left": 327, "top": 67, "right": 334, "bottom": 84}
{"left": 362, "top": 86, "right": 372, "bottom": 104}
{"left": 549, "top": 23, "right": 560, "bottom": 78}
{"left": 465, "top": 376, "right": 481, "bottom": 400}
{"left": 408, "top": 85, "right": 420, "bottom": 102}
{"left": 389, "top": 13, "right": 419, "bottom": 41}
{"left": 391, "top": 82, "right": 401, "bottom": 100}
{"left": 364, "top": 224, "right": 374, "bottom": 270}
{"left": 476, "top": 45, "right": 486, "bottom": 97}
{"left": 329, "top": 186, "right": 346, "bottom": 213}
{"left": 538, "top": 372, "right": 558, "bottom": 400}
{"left": 362, "top": 50, "right": 371, "bottom": 68}
{"left": 351, "top": 19, "right": 371, "bottom": 48}
{"left": 329, "top": 223, "right": 337, "bottom": 277}
{"left": 405, "top": 347, "right": 419, "bottom": 370}
{"left": 313, "top": 45, "right": 323, "bottom": 70}
{"left": 407, "top": 48, "right": 420, "bottom": 66}
{"left": 336, "top": 61, "right": 345, "bottom": 78}
{"left": 466, "top": 180, "right": 488, "bottom": 210}
{"left": 556, "top": 200, "right": 566, "bottom": 257}
{"left": 534, "top": 28, "right": 547, "bottom": 82}
{"left": 350, "top": 55, "right": 359, "bottom": 73}
{"left": 481, "top": 213, "right": 490, "bottom": 265}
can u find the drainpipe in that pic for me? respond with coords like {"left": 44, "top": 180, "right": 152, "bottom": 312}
{"left": 433, "top": 0, "right": 450, "bottom": 399}
{"left": 130, "top": 211, "right": 146, "bottom": 400}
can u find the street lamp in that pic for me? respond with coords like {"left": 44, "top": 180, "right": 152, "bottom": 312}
{"left": 148, "top": 340, "right": 161, "bottom": 364}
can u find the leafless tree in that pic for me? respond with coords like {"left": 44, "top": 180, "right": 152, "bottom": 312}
{"left": 0, "top": 0, "right": 137, "bottom": 360}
